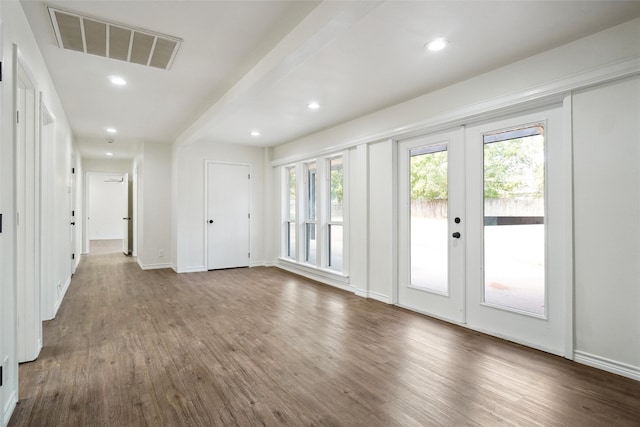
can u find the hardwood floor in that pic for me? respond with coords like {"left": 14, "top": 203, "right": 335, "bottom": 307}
{"left": 9, "top": 253, "right": 640, "bottom": 426}
{"left": 88, "top": 239, "right": 124, "bottom": 255}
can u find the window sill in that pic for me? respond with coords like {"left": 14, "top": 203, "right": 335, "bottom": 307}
{"left": 277, "top": 257, "right": 350, "bottom": 287}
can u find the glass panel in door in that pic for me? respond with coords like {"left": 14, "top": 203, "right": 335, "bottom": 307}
{"left": 483, "top": 126, "right": 546, "bottom": 316}
{"left": 410, "top": 144, "right": 449, "bottom": 294}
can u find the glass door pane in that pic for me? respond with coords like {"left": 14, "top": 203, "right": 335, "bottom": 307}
{"left": 483, "top": 125, "right": 545, "bottom": 316}
{"left": 410, "top": 144, "right": 448, "bottom": 294}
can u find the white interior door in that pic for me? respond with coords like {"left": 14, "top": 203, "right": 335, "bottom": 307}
{"left": 397, "top": 128, "right": 465, "bottom": 323}
{"left": 122, "top": 173, "right": 129, "bottom": 255}
{"left": 207, "top": 163, "right": 250, "bottom": 270}
{"left": 398, "top": 106, "right": 570, "bottom": 356}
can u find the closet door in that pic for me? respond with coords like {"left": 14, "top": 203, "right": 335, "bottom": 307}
{"left": 206, "top": 163, "right": 250, "bottom": 270}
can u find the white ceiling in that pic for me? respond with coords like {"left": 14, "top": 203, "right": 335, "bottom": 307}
{"left": 20, "top": 0, "right": 640, "bottom": 160}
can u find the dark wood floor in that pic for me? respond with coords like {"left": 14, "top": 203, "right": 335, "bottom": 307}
{"left": 9, "top": 253, "right": 640, "bottom": 426}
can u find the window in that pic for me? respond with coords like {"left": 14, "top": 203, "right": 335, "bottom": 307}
{"left": 328, "top": 157, "right": 344, "bottom": 272}
{"left": 305, "top": 163, "right": 318, "bottom": 265}
{"left": 282, "top": 153, "right": 347, "bottom": 275}
{"left": 285, "top": 166, "right": 296, "bottom": 259}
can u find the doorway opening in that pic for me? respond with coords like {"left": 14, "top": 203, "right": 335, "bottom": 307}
{"left": 86, "top": 172, "right": 131, "bottom": 255}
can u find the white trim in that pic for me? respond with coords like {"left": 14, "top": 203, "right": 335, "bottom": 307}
{"left": 171, "top": 263, "right": 206, "bottom": 273}
{"left": 271, "top": 57, "right": 640, "bottom": 167}
{"left": 276, "top": 259, "right": 351, "bottom": 292}
{"left": 136, "top": 259, "right": 173, "bottom": 270}
{"left": 574, "top": 351, "right": 640, "bottom": 381}
{"left": 563, "top": 94, "right": 575, "bottom": 360}
{"left": 3, "top": 390, "right": 17, "bottom": 427}
{"left": 356, "top": 290, "right": 392, "bottom": 304}
{"left": 54, "top": 275, "right": 72, "bottom": 316}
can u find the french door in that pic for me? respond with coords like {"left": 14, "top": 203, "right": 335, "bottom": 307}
{"left": 397, "top": 128, "right": 465, "bottom": 323}
{"left": 398, "top": 106, "right": 570, "bottom": 356}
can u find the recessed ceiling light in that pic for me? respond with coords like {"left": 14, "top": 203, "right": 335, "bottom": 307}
{"left": 308, "top": 101, "right": 320, "bottom": 110}
{"left": 251, "top": 130, "right": 260, "bottom": 137}
{"left": 106, "top": 152, "right": 113, "bottom": 156}
{"left": 106, "top": 128, "right": 117, "bottom": 134}
{"left": 426, "top": 38, "right": 448, "bottom": 52}
{"left": 109, "top": 76, "right": 127, "bottom": 86}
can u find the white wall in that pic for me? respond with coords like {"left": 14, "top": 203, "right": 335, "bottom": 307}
{"left": 573, "top": 76, "right": 640, "bottom": 376}
{"left": 174, "top": 141, "right": 266, "bottom": 272}
{"left": 268, "top": 18, "right": 640, "bottom": 379}
{"left": 367, "top": 140, "right": 396, "bottom": 302}
{"left": 138, "top": 142, "right": 172, "bottom": 270}
{"left": 87, "top": 173, "right": 126, "bottom": 240}
{"left": 0, "top": 0, "right": 77, "bottom": 424}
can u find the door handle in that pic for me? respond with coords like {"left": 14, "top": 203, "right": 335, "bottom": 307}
{"left": 208, "top": 220, "right": 214, "bottom": 224}
{"left": 70, "top": 222, "right": 75, "bottom": 225}
{"left": 452, "top": 232, "right": 461, "bottom": 239}
{"left": 123, "top": 217, "right": 131, "bottom": 220}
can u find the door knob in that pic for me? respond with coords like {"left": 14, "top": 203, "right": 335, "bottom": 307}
{"left": 208, "top": 220, "right": 213, "bottom": 224}
{"left": 70, "top": 222, "right": 75, "bottom": 225}
{"left": 452, "top": 232, "right": 461, "bottom": 239}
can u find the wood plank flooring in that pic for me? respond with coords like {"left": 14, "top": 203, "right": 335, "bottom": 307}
{"left": 9, "top": 252, "right": 640, "bottom": 426}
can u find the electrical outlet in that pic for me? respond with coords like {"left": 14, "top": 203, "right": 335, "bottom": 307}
{"left": 159, "top": 249, "right": 164, "bottom": 258}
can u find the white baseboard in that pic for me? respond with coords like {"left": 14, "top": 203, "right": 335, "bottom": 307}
{"left": 137, "top": 259, "right": 173, "bottom": 270}
{"left": 179, "top": 265, "right": 206, "bottom": 273}
{"left": 354, "top": 289, "right": 392, "bottom": 304}
{"left": 3, "top": 390, "right": 17, "bottom": 427}
{"left": 368, "top": 291, "right": 392, "bottom": 304}
{"left": 250, "top": 261, "right": 268, "bottom": 267}
{"left": 574, "top": 350, "right": 640, "bottom": 381}
{"left": 54, "top": 275, "right": 72, "bottom": 317}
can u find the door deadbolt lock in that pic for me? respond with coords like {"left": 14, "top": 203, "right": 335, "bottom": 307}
{"left": 208, "top": 220, "right": 213, "bottom": 224}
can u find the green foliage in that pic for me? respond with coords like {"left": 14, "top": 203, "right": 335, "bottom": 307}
{"left": 410, "top": 150, "right": 448, "bottom": 201}
{"left": 484, "top": 137, "right": 544, "bottom": 199}
{"left": 330, "top": 164, "right": 343, "bottom": 203}
{"left": 409, "top": 136, "right": 544, "bottom": 201}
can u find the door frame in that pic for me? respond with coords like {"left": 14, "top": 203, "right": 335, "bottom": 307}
{"left": 203, "top": 160, "right": 252, "bottom": 270}
{"left": 394, "top": 97, "right": 574, "bottom": 358}
{"left": 15, "top": 51, "right": 42, "bottom": 362}
{"left": 84, "top": 171, "right": 129, "bottom": 252}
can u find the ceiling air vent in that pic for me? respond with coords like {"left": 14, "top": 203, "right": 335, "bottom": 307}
{"left": 48, "top": 6, "right": 182, "bottom": 70}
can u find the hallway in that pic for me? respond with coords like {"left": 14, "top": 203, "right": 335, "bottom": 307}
{"left": 9, "top": 253, "right": 640, "bottom": 426}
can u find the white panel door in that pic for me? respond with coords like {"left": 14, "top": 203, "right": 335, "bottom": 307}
{"left": 398, "top": 128, "right": 465, "bottom": 323}
{"left": 207, "top": 163, "right": 250, "bottom": 270}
